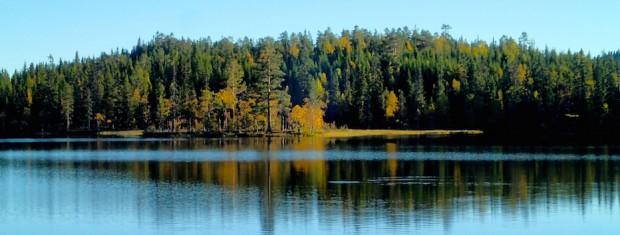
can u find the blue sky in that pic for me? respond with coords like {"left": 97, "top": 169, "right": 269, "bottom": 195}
{"left": 1, "top": 0, "right": 619, "bottom": 74}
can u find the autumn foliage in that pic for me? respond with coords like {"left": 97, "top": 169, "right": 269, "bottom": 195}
{"left": 289, "top": 101, "right": 325, "bottom": 134}
{"left": 0, "top": 27, "right": 619, "bottom": 137}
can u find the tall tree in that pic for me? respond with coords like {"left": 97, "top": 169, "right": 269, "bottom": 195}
{"left": 255, "top": 37, "right": 285, "bottom": 133}
{"left": 223, "top": 59, "right": 246, "bottom": 130}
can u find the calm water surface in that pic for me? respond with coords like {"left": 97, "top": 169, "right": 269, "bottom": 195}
{"left": 0, "top": 137, "right": 618, "bottom": 234}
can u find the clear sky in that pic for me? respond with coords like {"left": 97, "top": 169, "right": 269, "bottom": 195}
{"left": 1, "top": 0, "right": 619, "bottom": 74}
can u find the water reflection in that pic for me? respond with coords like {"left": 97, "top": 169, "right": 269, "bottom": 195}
{"left": 0, "top": 137, "right": 619, "bottom": 234}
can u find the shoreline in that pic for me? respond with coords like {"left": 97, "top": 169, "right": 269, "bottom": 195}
{"left": 1, "top": 129, "right": 618, "bottom": 146}
{"left": 320, "top": 129, "right": 483, "bottom": 138}
{"left": 0, "top": 129, "right": 484, "bottom": 139}
{"left": 118, "top": 129, "right": 484, "bottom": 138}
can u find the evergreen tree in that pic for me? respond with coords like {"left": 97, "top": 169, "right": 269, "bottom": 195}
{"left": 0, "top": 27, "right": 619, "bottom": 137}
{"left": 255, "top": 37, "right": 285, "bottom": 133}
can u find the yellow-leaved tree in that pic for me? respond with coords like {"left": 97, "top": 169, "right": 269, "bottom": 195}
{"left": 472, "top": 40, "right": 489, "bottom": 58}
{"left": 289, "top": 43, "right": 300, "bottom": 58}
{"left": 237, "top": 98, "right": 255, "bottom": 132}
{"left": 95, "top": 113, "right": 105, "bottom": 131}
{"left": 288, "top": 101, "right": 325, "bottom": 134}
{"left": 385, "top": 90, "right": 398, "bottom": 118}
{"left": 452, "top": 79, "right": 461, "bottom": 92}
{"left": 216, "top": 89, "right": 236, "bottom": 130}
{"left": 306, "top": 104, "right": 325, "bottom": 132}
{"left": 338, "top": 36, "right": 352, "bottom": 54}
{"left": 289, "top": 105, "right": 307, "bottom": 132}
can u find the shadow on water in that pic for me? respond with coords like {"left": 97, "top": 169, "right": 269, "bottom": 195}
{"left": 0, "top": 136, "right": 619, "bottom": 234}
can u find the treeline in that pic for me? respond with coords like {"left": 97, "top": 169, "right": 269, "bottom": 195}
{"left": 1, "top": 26, "right": 620, "bottom": 136}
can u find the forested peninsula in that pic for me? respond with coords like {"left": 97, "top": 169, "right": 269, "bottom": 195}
{"left": 0, "top": 26, "right": 619, "bottom": 138}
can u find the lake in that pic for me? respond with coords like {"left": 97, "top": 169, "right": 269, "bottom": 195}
{"left": 0, "top": 137, "right": 618, "bottom": 234}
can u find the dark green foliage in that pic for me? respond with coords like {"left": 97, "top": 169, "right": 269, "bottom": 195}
{"left": 0, "top": 28, "right": 619, "bottom": 136}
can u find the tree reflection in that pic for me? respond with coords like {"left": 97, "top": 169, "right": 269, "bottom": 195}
{"left": 4, "top": 137, "right": 620, "bottom": 231}
{"left": 40, "top": 153, "right": 619, "bottom": 227}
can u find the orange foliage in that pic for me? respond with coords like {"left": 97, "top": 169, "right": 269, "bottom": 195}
{"left": 288, "top": 103, "right": 325, "bottom": 133}
{"left": 406, "top": 41, "right": 414, "bottom": 52}
{"left": 245, "top": 51, "right": 255, "bottom": 66}
{"left": 216, "top": 89, "right": 236, "bottom": 110}
{"left": 289, "top": 105, "right": 306, "bottom": 131}
{"left": 26, "top": 88, "right": 33, "bottom": 105}
{"left": 255, "top": 114, "right": 267, "bottom": 132}
{"left": 237, "top": 98, "right": 255, "bottom": 131}
{"left": 131, "top": 88, "right": 141, "bottom": 104}
{"left": 338, "top": 36, "right": 352, "bottom": 54}
{"left": 452, "top": 79, "right": 461, "bottom": 91}
{"left": 385, "top": 91, "right": 398, "bottom": 118}
{"left": 95, "top": 113, "right": 105, "bottom": 123}
{"left": 289, "top": 43, "right": 300, "bottom": 58}
{"left": 267, "top": 99, "right": 284, "bottom": 132}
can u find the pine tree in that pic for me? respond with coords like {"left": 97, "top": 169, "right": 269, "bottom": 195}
{"left": 255, "top": 37, "right": 285, "bottom": 133}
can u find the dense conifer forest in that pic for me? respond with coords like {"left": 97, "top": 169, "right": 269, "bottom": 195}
{"left": 1, "top": 26, "right": 619, "bottom": 136}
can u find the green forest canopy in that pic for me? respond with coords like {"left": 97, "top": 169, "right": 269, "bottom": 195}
{"left": 0, "top": 27, "right": 619, "bottom": 136}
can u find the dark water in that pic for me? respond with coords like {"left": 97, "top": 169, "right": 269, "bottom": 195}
{"left": 0, "top": 137, "right": 618, "bottom": 235}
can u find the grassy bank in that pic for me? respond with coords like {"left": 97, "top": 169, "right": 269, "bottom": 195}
{"left": 320, "top": 129, "right": 483, "bottom": 138}
{"left": 94, "top": 129, "right": 482, "bottom": 139}
{"left": 98, "top": 130, "right": 144, "bottom": 138}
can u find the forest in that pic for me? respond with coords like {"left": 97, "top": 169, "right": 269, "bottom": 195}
{"left": 0, "top": 26, "right": 619, "bottom": 137}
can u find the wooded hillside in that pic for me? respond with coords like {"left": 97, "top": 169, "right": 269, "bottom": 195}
{"left": 1, "top": 26, "right": 619, "bottom": 136}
